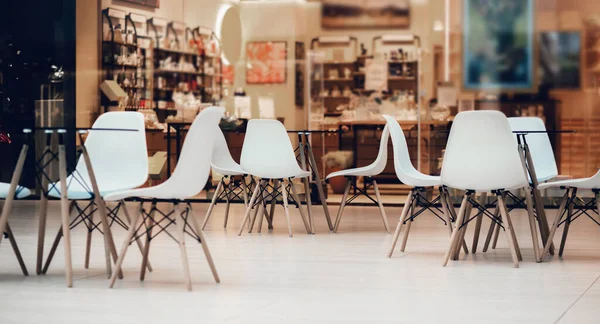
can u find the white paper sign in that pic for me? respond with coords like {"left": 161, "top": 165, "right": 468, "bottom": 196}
{"left": 234, "top": 96, "right": 252, "bottom": 119}
{"left": 365, "top": 59, "right": 388, "bottom": 91}
{"left": 437, "top": 85, "right": 458, "bottom": 107}
{"left": 258, "top": 97, "right": 276, "bottom": 119}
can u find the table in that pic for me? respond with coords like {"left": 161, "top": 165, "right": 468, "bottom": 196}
{"left": 0, "top": 127, "right": 137, "bottom": 287}
{"left": 166, "top": 122, "right": 335, "bottom": 232}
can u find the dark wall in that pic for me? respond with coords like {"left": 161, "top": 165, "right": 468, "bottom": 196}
{"left": 0, "top": 0, "right": 76, "bottom": 184}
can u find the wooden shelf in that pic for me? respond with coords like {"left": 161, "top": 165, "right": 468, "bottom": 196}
{"left": 323, "top": 96, "right": 351, "bottom": 99}
{"left": 102, "top": 41, "right": 142, "bottom": 49}
{"left": 154, "top": 47, "right": 201, "bottom": 56}
{"left": 388, "top": 76, "right": 416, "bottom": 81}
{"left": 322, "top": 78, "right": 354, "bottom": 82}
{"left": 154, "top": 69, "right": 204, "bottom": 76}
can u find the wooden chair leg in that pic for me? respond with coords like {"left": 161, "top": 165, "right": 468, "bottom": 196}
{"left": 0, "top": 144, "right": 28, "bottom": 247}
{"left": 187, "top": 203, "right": 220, "bottom": 284}
{"left": 443, "top": 190, "right": 469, "bottom": 254}
{"left": 109, "top": 202, "right": 143, "bottom": 288}
{"left": 121, "top": 200, "right": 152, "bottom": 272}
{"left": 491, "top": 214, "right": 501, "bottom": 249}
{"left": 333, "top": 179, "right": 352, "bottom": 233}
{"left": 202, "top": 179, "right": 223, "bottom": 230}
{"left": 223, "top": 179, "right": 232, "bottom": 228}
{"left": 482, "top": 205, "right": 500, "bottom": 252}
{"left": 400, "top": 191, "right": 418, "bottom": 252}
{"left": 452, "top": 201, "right": 472, "bottom": 261}
{"left": 289, "top": 178, "right": 312, "bottom": 234}
{"left": 268, "top": 179, "right": 279, "bottom": 230}
{"left": 238, "top": 181, "right": 262, "bottom": 236}
{"left": 257, "top": 181, "right": 268, "bottom": 233}
{"left": 372, "top": 180, "right": 391, "bottom": 234}
{"left": 281, "top": 178, "right": 294, "bottom": 237}
{"left": 497, "top": 194, "right": 519, "bottom": 268}
{"left": 140, "top": 203, "right": 156, "bottom": 281}
{"left": 174, "top": 204, "right": 192, "bottom": 291}
{"left": 248, "top": 181, "right": 265, "bottom": 233}
{"left": 388, "top": 191, "right": 414, "bottom": 257}
{"left": 241, "top": 175, "right": 249, "bottom": 207}
{"left": 443, "top": 194, "right": 470, "bottom": 267}
{"left": 42, "top": 227, "right": 63, "bottom": 274}
{"left": 84, "top": 204, "right": 94, "bottom": 269}
{"left": 559, "top": 188, "right": 577, "bottom": 257}
{"left": 542, "top": 189, "right": 570, "bottom": 259}
{"left": 6, "top": 223, "right": 29, "bottom": 276}
{"left": 471, "top": 192, "right": 487, "bottom": 253}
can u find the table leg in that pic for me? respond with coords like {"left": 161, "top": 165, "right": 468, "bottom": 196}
{"left": 297, "top": 134, "right": 314, "bottom": 234}
{"left": 58, "top": 143, "right": 73, "bottom": 287}
{"left": 36, "top": 134, "right": 54, "bottom": 275}
{"left": 305, "top": 134, "right": 333, "bottom": 231}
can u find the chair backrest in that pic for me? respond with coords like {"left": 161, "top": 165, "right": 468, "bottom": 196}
{"left": 76, "top": 111, "right": 148, "bottom": 190}
{"left": 367, "top": 124, "right": 390, "bottom": 175}
{"left": 165, "top": 106, "right": 224, "bottom": 197}
{"left": 508, "top": 117, "right": 558, "bottom": 182}
{"left": 211, "top": 129, "right": 240, "bottom": 171}
{"left": 382, "top": 115, "right": 422, "bottom": 183}
{"left": 441, "top": 110, "right": 528, "bottom": 191}
{"left": 240, "top": 119, "right": 304, "bottom": 178}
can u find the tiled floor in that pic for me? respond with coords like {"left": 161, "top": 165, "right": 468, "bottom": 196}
{"left": 1, "top": 199, "right": 600, "bottom": 323}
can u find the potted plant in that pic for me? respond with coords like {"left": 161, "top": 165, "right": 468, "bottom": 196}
{"left": 322, "top": 151, "right": 353, "bottom": 194}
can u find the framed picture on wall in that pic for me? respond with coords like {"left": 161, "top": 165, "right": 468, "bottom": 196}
{"left": 538, "top": 31, "right": 581, "bottom": 89}
{"left": 462, "top": 0, "right": 534, "bottom": 91}
{"left": 246, "top": 41, "right": 288, "bottom": 85}
{"left": 322, "top": 0, "right": 410, "bottom": 29}
{"left": 119, "top": 0, "right": 159, "bottom": 8}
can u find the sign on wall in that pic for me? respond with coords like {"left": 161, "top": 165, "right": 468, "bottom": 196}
{"left": 365, "top": 59, "right": 388, "bottom": 91}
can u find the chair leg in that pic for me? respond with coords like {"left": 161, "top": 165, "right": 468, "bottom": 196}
{"left": 109, "top": 202, "right": 144, "bottom": 288}
{"left": 443, "top": 194, "right": 470, "bottom": 267}
{"left": 497, "top": 194, "right": 519, "bottom": 268}
{"left": 174, "top": 204, "right": 192, "bottom": 291}
{"left": 121, "top": 200, "right": 152, "bottom": 272}
{"left": 187, "top": 203, "right": 220, "bottom": 284}
{"left": 84, "top": 204, "right": 94, "bottom": 269}
{"left": 257, "top": 183, "right": 267, "bottom": 233}
{"left": 524, "top": 188, "right": 541, "bottom": 262}
{"left": 389, "top": 191, "right": 414, "bottom": 257}
{"left": 452, "top": 200, "right": 472, "bottom": 261}
{"left": 542, "top": 189, "right": 570, "bottom": 259}
{"left": 333, "top": 179, "right": 352, "bottom": 233}
{"left": 223, "top": 179, "right": 232, "bottom": 228}
{"left": 268, "top": 179, "right": 279, "bottom": 230}
{"left": 400, "top": 191, "right": 418, "bottom": 252}
{"left": 248, "top": 181, "right": 264, "bottom": 233}
{"left": 140, "top": 203, "right": 156, "bottom": 281}
{"left": 471, "top": 192, "right": 487, "bottom": 253}
{"left": 241, "top": 175, "right": 249, "bottom": 208}
{"left": 281, "top": 178, "right": 294, "bottom": 237}
{"left": 6, "top": 223, "right": 28, "bottom": 276}
{"left": 202, "top": 179, "right": 223, "bottom": 230}
{"left": 372, "top": 180, "right": 391, "bottom": 234}
{"left": 559, "top": 188, "right": 577, "bottom": 257}
{"left": 491, "top": 214, "right": 501, "bottom": 249}
{"left": 238, "top": 181, "right": 262, "bottom": 236}
{"left": 443, "top": 189, "right": 469, "bottom": 254}
{"left": 440, "top": 188, "right": 455, "bottom": 237}
{"left": 289, "top": 178, "right": 312, "bottom": 234}
{"left": 482, "top": 205, "right": 500, "bottom": 252}
{"left": 42, "top": 201, "right": 75, "bottom": 274}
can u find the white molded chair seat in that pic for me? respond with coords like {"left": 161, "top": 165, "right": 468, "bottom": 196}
{"left": 47, "top": 111, "right": 149, "bottom": 200}
{"left": 211, "top": 129, "right": 246, "bottom": 176}
{"left": 241, "top": 119, "right": 310, "bottom": 180}
{"left": 383, "top": 115, "right": 443, "bottom": 187}
{"left": 508, "top": 117, "right": 558, "bottom": 183}
{"left": 538, "top": 170, "right": 600, "bottom": 190}
{"left": 0, "top": 183, "right": 30, "bottom": 199}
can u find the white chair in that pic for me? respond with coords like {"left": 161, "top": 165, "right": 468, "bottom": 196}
{"left": 480, "top": 117, "right": 559, "bottom": 252}
{"left": 201, "top": 129, "right": 249, "bottom": 230}
{"left": 0, "top": 182, "right": 31, "bottom": 275}
{"left": 326, "top": 125, "right": 391, "bottom": 233}
{"left": 538, "top": 170, "right": 600, "bottom": 259}
{"left": 106, "top": 107, "right": 223, "bottom": 291}
{"left": 441, "top": 111, "right": 537, "bottom": 268}
{"left": 237, "top": 119, "right": 311, "bottom": 237}
{"left": 41, "top": 111, "right": 151, "bottom": 275}
{"left": 383, "top": 115, "right": 466, "bottom": 257}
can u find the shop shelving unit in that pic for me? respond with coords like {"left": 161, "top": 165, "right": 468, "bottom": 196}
{"left": 101, "top": 8, "right": 152, "bottom": 112}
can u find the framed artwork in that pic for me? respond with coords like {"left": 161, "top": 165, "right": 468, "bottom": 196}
{"left": 119, "top": 0, "right": 160, "bottom": 8}
{"left": 322, "top": 0, "right": 410, "bottom": 29}
{"left": 538, "top": 31, "right": 581, "bottom": 89}
{"left": 463, "top": 0, "right": 534, "bottom": 91}
{"left": 295, "top": 42, "right": 305, "bottom": 106}
{"left": 246, "top": 41, "right": 287, "bottom": 85}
